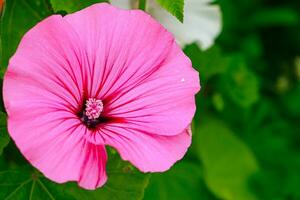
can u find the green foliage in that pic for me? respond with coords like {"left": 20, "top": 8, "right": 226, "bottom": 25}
{"left": 155, "top": 0, "right": 184, "bottom": 22}
{"left": 185, "top": 1, "right": 300, "bottom": 196}
{"left": 0, "top": 169, "right": 67, "bottom": 200}
{"left": 195, "top": 117, "right": 259, "bottom": 200}
{"left": 144, "top": 161, "right": 215, "bottom": 200}
{"left": 50, "top": 0, "right": 108, "bottom": 13}
{"left": 250, "top": 8, "right": 299, "bottom": 27}
{"left": 185, "top": 45, "right": 260, "bottom": 108}
{"left": 0, "top": 149, "right": 149, "bottom": 200}
{"left": 219, "top": 56, "right": 260, "bottom": 108}
{"left": 138, "top": 0, "right": 146, "bottom": 11}
{"left": 212, "top": 93, "right": 225, "bottom": 111}
{"left": 281, "top": 83, "right": 300, "bottom": 116}
{"left": 0, "top": 112, "right": 9, "bottom": 155}
{"left": 184, "top": 45, "right": 229, "bottom": 82}
{"left": 0, "top": 0, "right": 53, "bottom": 76}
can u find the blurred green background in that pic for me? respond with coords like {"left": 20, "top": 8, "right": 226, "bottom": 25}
{"left": 178, "top": 0, "right": 300, "bottom": 199}
{"left": 1, "top": 0, "right": 300, "bottom": 199}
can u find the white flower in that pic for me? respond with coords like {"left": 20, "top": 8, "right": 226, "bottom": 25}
{"left": 110, "top": 0, "right": 132, "bottom": 9}
{"left": 110, "top": 0, "right": 222, "bottom": 50}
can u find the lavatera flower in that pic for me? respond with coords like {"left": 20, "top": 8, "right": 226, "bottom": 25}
{"left": 3, "top": 3, "right": 200, "bottom": 190}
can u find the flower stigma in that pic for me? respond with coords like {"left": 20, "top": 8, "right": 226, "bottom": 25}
{"left": 85, "top": 98, "right": 103, "bottom": 119}
{"left": 81, "top": 98, "right": 104, "bottom": 128}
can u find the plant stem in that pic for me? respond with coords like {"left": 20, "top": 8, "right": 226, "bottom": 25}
{"left": 139, "top": 0, "right": 146, "bottom": 11}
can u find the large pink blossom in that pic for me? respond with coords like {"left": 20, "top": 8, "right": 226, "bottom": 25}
{"left": 3, "top": 3, "right": 200, "bottom": 189}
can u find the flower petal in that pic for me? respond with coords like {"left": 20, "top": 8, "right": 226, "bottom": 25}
{"left": 106, "top": 43, "right": 199, "bottom": 136}
{"left": 7, "top": 114, "right": 107, "bottom": 189}
{"left": 64, "top": 3, "right": 174, "bottom": 100}
{"left": 78, "top": 143, "right": 107, "bottom": 189}
{"left": 101, "top": 123, "right": 192, "bottom": 172}
{"left": 4, "top": 15, "right": 87, "bottom": 115}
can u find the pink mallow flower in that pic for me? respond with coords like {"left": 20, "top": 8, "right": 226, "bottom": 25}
{"left": 3, "top": 3, "right": 200, "bottom": 190}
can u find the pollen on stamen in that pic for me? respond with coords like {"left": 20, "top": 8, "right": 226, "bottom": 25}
{"left": 85, "top": 98, "right": 104, "bottom": 120}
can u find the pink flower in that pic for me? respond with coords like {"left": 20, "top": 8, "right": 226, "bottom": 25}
{"left": 3, "top": 3, "right": 200, "bottom": 189}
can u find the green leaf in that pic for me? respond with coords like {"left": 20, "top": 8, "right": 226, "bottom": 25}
{"left": 0, "top": 112, "right": 9, "bottom": 155}
{"left": 195, "top": 117, "right": 259, "bottom": 200}
{"left": 281, "top": 83, "right": 300, "bottom": 116}
{"left": 0, "top": 168, "right": 74, "bottom": 200}
{"left": 50, "top": 0, "right": 108, "bottom": 13}
{"left": 143, "top": 161, "right": 216, "bottom": 200}
{"left": 219, "top": 55, "right": 260, "bottom": 108}
{"left": 138, "top": 0, "right": 146, "bottom": 11}
{"left": 250, "top": 8, "right": 299, "bottom": 27}
{"left": 155, "top": 0, "right": 184, "bottom": 22}
{"left": 184, "top": 46, "right": 260, "bottom": 108}
{"left": 212, "top": 93, "right": 225, "bottom": 111}
{"left": 0, "top": 149, "right": 150, "bottom": 200}
{"left": 0, "top": 0, "right": 53, "bottom": 76}
{"left": 184, "top": 44, "right": 230, "bottom": 83}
